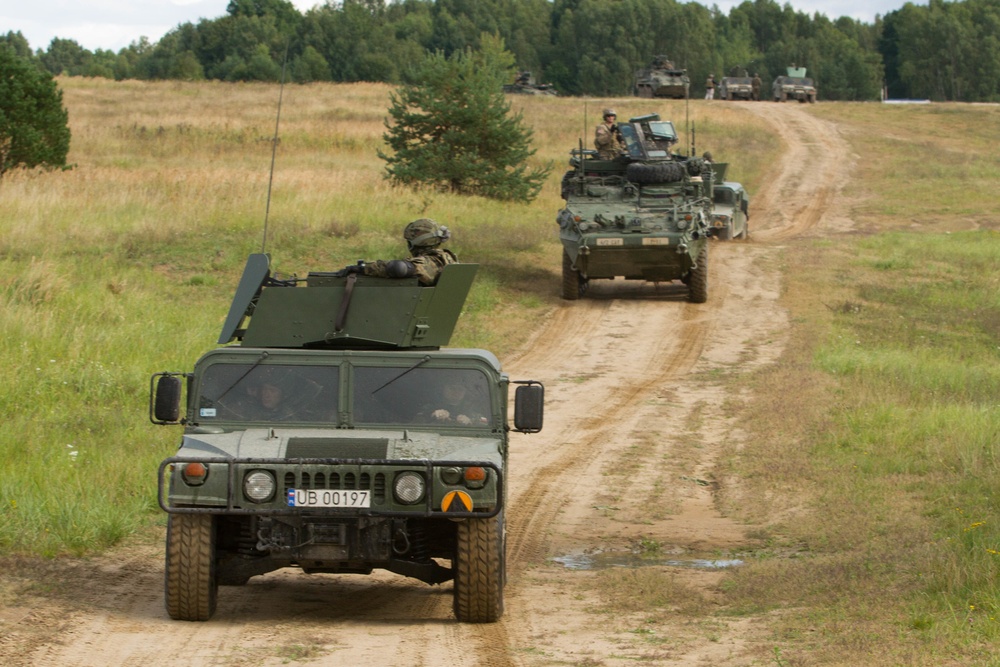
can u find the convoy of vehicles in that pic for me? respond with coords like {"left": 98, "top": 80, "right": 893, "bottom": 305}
{"left": 557, "top": 113, "right": 718, "bottom": 303}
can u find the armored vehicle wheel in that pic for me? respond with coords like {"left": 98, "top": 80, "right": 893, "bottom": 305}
{"left": 687, "top": 245, "right": 708, "bottom": 303}
{"left": 625, "top": 161, "right": 684, "bottom": 184}
{"left": 453, "top": 515, "right": 504, "bottom": 623}
{"left": 165, "top": 513, "right": 218, "bottom": 621}
{"left": 562, "top": 250, "right": 582, "bottom": 300}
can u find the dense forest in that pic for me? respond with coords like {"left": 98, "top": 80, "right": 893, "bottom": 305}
{"left": 2, "top": 0, "right": 995, "bottom": 102}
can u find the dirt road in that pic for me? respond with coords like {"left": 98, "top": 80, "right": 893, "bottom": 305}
{"left": 1, "top": 103, "right": 853, "bottom": 667}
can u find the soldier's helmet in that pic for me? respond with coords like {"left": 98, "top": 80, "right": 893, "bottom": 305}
{"left": 404, "top": 218, "right": 450, "bottom": 251}
{"left": 602, "top": 108, "right": 617, "bottom": 119}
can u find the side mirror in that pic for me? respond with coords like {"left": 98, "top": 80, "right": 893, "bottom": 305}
{"left": 151, "top": 374, "right": 184, "bottom": 424}
{"left": 513, "top": 382, "right": 544, "bottom": 433}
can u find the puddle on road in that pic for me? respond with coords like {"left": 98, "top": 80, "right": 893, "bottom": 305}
{"left": 550, "top": 550, "right": 744, "bottom": 571}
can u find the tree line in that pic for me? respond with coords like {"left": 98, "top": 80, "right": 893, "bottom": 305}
{"left": 2, "top": 0, "right": 997, "bottom": 102}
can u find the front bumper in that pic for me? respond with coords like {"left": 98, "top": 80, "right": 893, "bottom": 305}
{"left": 159, "top": 456, "right": 502, "bottom": 519}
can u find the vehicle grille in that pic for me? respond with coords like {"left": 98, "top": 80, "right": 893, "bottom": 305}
{"left": 283, "top": 470, "right": 387, "bottom": 503}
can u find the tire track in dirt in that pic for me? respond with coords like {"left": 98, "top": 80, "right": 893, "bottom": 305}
{"left": 741, "top": 103, "right": 856, "bottom": 239}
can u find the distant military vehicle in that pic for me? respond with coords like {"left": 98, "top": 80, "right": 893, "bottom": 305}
{"left": 634, "top": 55, "right": 690, "bottom": 99}
{"left": 557, "top": 113, "right": 718, "bottom": 302}
{"left": 718, "top": 66, "right": 754, "bottom": 101}
{"left": 503, "top": 71, "right": 557, "bottom": 96}
{"left": 710, "top": 178, "right": 750, "bottom": 240}
{"left": 772, "top": 66, "right": 817, "bottom": 103}
{"left": 152, "top": 255, "right": 544, "bottom": 624}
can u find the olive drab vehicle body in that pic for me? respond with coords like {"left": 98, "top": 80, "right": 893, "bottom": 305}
{"left": 557, "top": 113, "right": 715, "bottom": 303}
{"left": 772, "top": 66, "right": 817, "bottom": 103}
{"left": 718, "top": 67, "right": 753, "bottom": 101}
{"left": 503, "top": 70, "right": 558, "bottom": 96}
{"left": 151, "top": 256, "right": 544, "bottom": 624}
{"left": 634, "top": 56, "right": 690, "bottom": 99}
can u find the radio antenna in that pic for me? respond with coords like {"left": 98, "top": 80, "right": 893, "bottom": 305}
{"left": 261, "top": 43, "right": 289, "bottom": 254}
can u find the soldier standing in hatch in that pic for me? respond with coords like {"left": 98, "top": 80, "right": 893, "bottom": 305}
{"left": 336, "top": 218, "right": 457, "bottom": 286}
{"left": 594, "top": 108, "right": 625, "bottom": 159}
{"left": 705, "top": 74, "right": 716, "bottom": 100}
{"left": 751, "top": 73, "right": 762, "bottom": 101}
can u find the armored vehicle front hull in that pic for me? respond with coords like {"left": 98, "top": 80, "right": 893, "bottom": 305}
{"left": 557, "top": 117, "right": 713, "bottom": 303}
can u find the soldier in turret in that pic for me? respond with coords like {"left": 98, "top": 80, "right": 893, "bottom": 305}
{"left": 336, "top": 218, "right": 457, "bottom": 286}
{"left": 594, "top": 108, "right": 625, "bottom": 159}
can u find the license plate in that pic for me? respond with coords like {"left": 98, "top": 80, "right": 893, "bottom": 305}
{"left": 642, "top": 237, "right": 670, "bottom": 246}
{"left": 596, "top": 238, "right": 623, "bottom": 246}
{"left": 287, "top": 489, "right": 371, "bottom": 508}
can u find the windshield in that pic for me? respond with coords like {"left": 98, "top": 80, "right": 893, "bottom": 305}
{"left": 354, "top": 366, "right": 493, "bottom": 428}
{"left": 714, "top": 188, "right": 736, "bottom": 205}
{"left": 197, "top": 364, "right": 339, "bottom": 423}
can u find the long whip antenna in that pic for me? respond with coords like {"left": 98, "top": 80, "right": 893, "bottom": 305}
{"left": 262, "top": 43, "right": 290, "bottom": 253}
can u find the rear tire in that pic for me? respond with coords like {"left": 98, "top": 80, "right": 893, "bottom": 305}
{"left": 562, "top": 250, "right": 582, "bottom": 300}
{"left": 687, "top": 245, "right": 708, "bottom": 303}
{"left": 453, "top": 516, "right": 504, "bottom": 623}
{"left": 165, "top": 513, "right": 218, "bottom": 621}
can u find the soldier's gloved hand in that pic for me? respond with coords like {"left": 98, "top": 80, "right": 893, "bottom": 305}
{"left": 386, "top": 259, "right": 416, "bottom": 278}
{"left": 432, "top": 409, "right": 451, "bottom": 421}
{"left": 334, "top": 263, "right": 365, "bottom": 277}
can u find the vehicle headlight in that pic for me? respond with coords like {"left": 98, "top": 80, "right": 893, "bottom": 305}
{"left": 394, "top": 472, "right": 426, "bottom": 504}
{"left": 244, "top": 470, "right": 276, "bottom": 502}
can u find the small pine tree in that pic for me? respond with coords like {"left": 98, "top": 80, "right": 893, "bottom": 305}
{"left": 379, "top": 34, "right": 551, "bottom": 202}
{"left": 0, "top": 45, "right": 71, "bottom": 178}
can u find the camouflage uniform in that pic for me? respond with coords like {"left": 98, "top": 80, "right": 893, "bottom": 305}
{"left": 364, "top": 247, "right": 457, "bottom": 286}
{"left": 340, "top": 218, "right": 457, "bottom": 286}
{"left": 594, "top": 108, "right": 624, "bottom": 159}
{"left": 751, "top": 74, "right": 762, "bottom": 101}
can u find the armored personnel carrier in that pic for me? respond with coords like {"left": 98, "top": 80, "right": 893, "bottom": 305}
{"left": 772, "top": 66, "right": 817, "bottom": 103}
{"left": 557, "top": 113, "right": 715, "bottom": 302}
{"left": 151, "top": 256, "right": 544, "bottom": 623}
{"left": 503, "top": 70, "right": 557, "bottom": 96}
{"left": 634, "top": 55, "right": 690, "bottom": 99}
{"left": 718, "top": 66, "right": 753, "bottom": 101}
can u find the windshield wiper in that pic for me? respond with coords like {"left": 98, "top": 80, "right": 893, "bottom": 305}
{"left": 371, "top": 356, "right": 431, "bottom": 395}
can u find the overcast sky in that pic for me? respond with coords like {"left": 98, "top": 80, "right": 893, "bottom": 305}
{"left": 4, "top": 0, "right": 925, "bottom": 53}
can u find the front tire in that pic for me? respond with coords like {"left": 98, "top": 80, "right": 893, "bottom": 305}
{"left": 687, "top": 245, "right": 708, "bottom": 303}
{"left": 453, "top": 516, "right": 504, "bottom": 623}
{"left": 165, "top": 513, "right": 218, "bottom": 621}
{"left": 562, "top": 250, "right": 582, "bottom": 300}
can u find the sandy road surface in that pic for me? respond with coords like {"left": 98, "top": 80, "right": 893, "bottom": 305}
{"left": 1, "top": 103, "right": 853, "bottom": 667}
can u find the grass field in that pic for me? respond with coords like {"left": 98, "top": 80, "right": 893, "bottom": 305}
{"left": 1, "top": 79, "right": 998, "bottom": 664}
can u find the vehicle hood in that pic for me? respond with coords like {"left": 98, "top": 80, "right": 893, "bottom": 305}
{"left": 176, "top": 427, "right": 503, "bottom": 465}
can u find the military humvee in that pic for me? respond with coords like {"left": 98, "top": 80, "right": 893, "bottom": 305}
{"left": 772, "top": 66, "right": 817, "bottom": 103}
{"left": 557, "top": 113, "right": 716, "bottom": 303}
{"left": 634, "top": 56, "right": 690, "bottom": 99}
{"left": 710, "top": 179, "right": 750, "bottom": 240}
{"left": 718, "top": 67, "right": 753, "bottom": 101}
{"left": 152, "top": 256, "right": 544, "bottom": 624}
